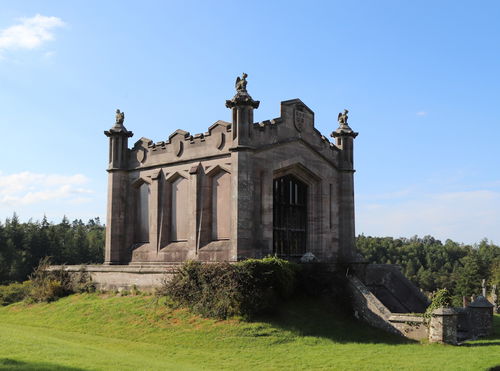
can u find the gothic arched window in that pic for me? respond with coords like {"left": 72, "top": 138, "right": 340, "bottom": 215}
{"left": 171, "top": 176, "right": 188, "bottom": 241}
{"left": 211, "top": 170, "right": 231, "bottom": 240}
{"left": 135, "top": 182, "right": 150, "bottom": 243}
{"left": 273, "top": 175, "right": 307, "bottom": 256}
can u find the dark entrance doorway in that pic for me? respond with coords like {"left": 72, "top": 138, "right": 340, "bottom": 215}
{"left": 273, "top": 175, "right": 307, "bottom": 257}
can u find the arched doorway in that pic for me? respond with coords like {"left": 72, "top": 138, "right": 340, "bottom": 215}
{"left": 273, "top": 175, "right": 307, "bottom": 257}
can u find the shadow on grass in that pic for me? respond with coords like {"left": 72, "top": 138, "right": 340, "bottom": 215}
{"left": 253, "top": 296, "right": 417, "bottom": 345}
{"left": 461, "top": 341, "right": 500, "bottom": 347}
{"left": 0, "top": 358, "right": 85, "bottom": 370}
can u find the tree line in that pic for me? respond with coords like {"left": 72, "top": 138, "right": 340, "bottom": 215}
{"left": 0, "top": 214, "right": 104, "bottom": 284}
{"left": 0, "top": 214, "right": 498, "bottom": 306}
{"left": 356, "top": 235, "right": 500, "bottom": 305}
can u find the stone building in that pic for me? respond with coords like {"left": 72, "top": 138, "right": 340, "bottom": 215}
{"left": 60, "top": 76, "right": 491, "bottom": 344}
{"left": 104, "top": 74, "right": 358, "bottom": 266}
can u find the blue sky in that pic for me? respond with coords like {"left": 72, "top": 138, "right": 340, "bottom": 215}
{"left": 0, "top": 1, "right": 499, "bottom": 244}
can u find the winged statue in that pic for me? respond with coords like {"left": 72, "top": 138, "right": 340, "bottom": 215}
{"left": 338, "top": 109, "right": 349, "bottom": 125}
{"left": 115, "top": 109, "right": 125, "bottom": 126}
{"left": 235, "top": 73, "right": 248, "bottom": 92}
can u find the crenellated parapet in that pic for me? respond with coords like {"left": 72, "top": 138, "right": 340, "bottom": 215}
{"left": 249, "top": 99, "right": 341, "bottom": 167}
{"left": 128, "top": 120, "right": 233, "bottom": 170}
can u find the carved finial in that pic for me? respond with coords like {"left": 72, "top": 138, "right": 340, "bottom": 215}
{"left": 115, "top": 109, "right": 125, "bottom": 126}
{"left": 331, "top": 108, "right": 357, "bottom": 139}
{"left": 235, "top": 72, "right": 248, "bottom": 92}
{"left": 338, "top": 109, "right": 349, "bottom": 126}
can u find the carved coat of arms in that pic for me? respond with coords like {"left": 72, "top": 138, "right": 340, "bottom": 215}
{"left": 294, "top": 109, "right": 305, "bottom": 132}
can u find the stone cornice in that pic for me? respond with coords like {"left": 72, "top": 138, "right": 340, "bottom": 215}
{"left": 225, "top": 92, "right": 260, "bottom": 109}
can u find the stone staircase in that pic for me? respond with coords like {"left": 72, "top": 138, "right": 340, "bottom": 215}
{"left": 347, "top": 263, "right": 430, "bottom": 340}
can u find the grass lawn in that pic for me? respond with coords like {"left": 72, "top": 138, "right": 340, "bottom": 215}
{"left": 0, "top": 294, "right": 498, "bottom": 370}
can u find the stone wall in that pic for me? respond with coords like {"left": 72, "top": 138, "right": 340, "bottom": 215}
{"left": 364, "top": 264, "right": 429, "bottom": 313}
{"left": 49, "top": 265, "right": 178, "bottom": 291}
{"left": 347, "top": 274, "right": 427, "bottom": 340}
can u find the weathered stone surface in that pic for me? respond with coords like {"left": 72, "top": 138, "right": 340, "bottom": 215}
{"left": 429, "top": 307, "right": 458, "bottom": 345}
{"left": 49, "top": 264, "right": 178, "bottom": 290}
{"left": 468, "top": 296, "right": 494, "bottom": 337}
{"left": 363, "top": 264, "right": 429, "bottom": 313}
{"left": 347, "top": 272, "right": 429, "bottom": 341}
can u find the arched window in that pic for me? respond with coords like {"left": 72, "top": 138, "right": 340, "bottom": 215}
{"left": 211, "top": 171, "right": 231, "bottom": 240}
{"left": 171, "top": 176, "right": 188, "bottom": 241}
{"left": 135, "top": 182, "right": 150, "bottom": 243}
{"left": 273, "top": 175, "right": 307, "bottom": 256}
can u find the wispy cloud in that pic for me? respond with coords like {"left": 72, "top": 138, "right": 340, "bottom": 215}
{"left": 43, "top": 50, "right": 55, "bottom": 59}
{"left": 416, "top": 111, "right": 427, "bottom": 116}
{"left": 0, "top": 171, "right": 92, "bottom": 206}
{"left": 0, "top": 14, "right": 65, "bottom": 55}
{"left": 357, "top": 188, "right": 500, "bottom": 244}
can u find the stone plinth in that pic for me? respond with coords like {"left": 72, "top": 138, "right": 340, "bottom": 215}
{"left": 429, "top": 307, "right": 458, "bottom": 345}
{"left": 49, "top": 264, "right": 179, "bottom": 291}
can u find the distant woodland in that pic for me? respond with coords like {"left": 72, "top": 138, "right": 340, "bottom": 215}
{"left": 357, "top": 235, "right": 500, "bottom": 305}
{"left": 0, "top": 215, "right": 498, "bottom": 304}
{"left": 0, "top": 215, "right": 104, "bottom": 284}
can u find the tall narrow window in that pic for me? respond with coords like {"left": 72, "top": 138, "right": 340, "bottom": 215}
{"left": 135, "top": 182, "right": 150, "bottom": 243}
{"left": 212, "top": 171, "right": 231, "bottom": 240}
{"left": 273, "top": 175, "right": 307, "bottom": 256}
{"left": 171, "top": 177, "right": 188, "bottom": 241}
{"left": 329, "top": 183, "right": 333, "bottom": 229}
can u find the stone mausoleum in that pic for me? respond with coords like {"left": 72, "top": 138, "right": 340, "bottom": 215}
{"left": 104, "top": 73, "right": 358, "bottom": 266}
{"left": 57, "top": 73, "right": 493, "bottom": 344}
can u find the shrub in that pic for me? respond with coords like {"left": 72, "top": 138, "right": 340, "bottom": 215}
{"left": 424, "top": 288, "right": 452, "bottom": 319}
{"left": 160, "top": 257, "right": 300, "bottom": 319}
{"left": 26, "top": 257, "right": 94, "bottom": 303}
{"left": 27, "top": 258, "right": 72, "bottom": 303}
{"left": 71, "top": 268, "right": 96, "bottom": 294}
{"left": 0, "top": 281, "right": 31, "bottom": 306}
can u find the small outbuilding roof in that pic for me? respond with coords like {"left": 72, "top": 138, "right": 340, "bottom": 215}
{"left": 469, "top": 295, "right": 494, "bottom": 308}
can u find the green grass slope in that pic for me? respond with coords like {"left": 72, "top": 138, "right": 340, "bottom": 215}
{"left": 0, "top": 294, "right": 498, "bottom": 371}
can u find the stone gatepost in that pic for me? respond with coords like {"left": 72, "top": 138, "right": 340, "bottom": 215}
{"left": 468, "top": 296, "right": 494, "bottom": 338}
{"left": 429, "top": 307, "right": 458, "bottom": 345}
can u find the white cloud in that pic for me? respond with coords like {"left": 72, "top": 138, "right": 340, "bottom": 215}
{"left": 357, "top": 189, "right": 500, "bottom": 244}
{"left": 0, "top": 171, "right": 92, "bottom": 206}
{"left": 43, "top": 50, "right": 55, "bottom": 59}
{"left": 0, "top": 14, "right": 65, "bottom": 53}
{"left": 416, "top": 111, "right": 427, "bottom": 116}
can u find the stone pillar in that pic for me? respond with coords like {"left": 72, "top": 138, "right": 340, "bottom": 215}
{"left": 428, "top": 308, "right": 458, "bottom": 345}
{"left": 331, "top": 109, "right": 358, "bottom": 263}
{"left": 225, "top": 73, "right": 259, "bottom": 148}
{"left": 188, "top": 163, "right": 201, "bottom": 259}
{"left": 468, "top": 296, "right": 494, "bottom": 337}
{"left": 226, "top": 73, "right": 260, "bottom": 260}
{"left": 148, "top": 170, "right": 162, "bottom": 254}
{"left": 104, "top": 109, "right": 133, "bottom": 264}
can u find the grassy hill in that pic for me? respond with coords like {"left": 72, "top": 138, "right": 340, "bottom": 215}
{"left": 0, "top": 294, "right": 498, "bottom": 371}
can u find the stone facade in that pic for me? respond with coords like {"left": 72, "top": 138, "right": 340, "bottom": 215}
{"left": 104, "top": 74, "right": 358, "bottom": 266}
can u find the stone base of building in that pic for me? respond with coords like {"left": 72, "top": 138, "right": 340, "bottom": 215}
{"left": 49, "top": 264, "right": 180, "bottom": 291}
